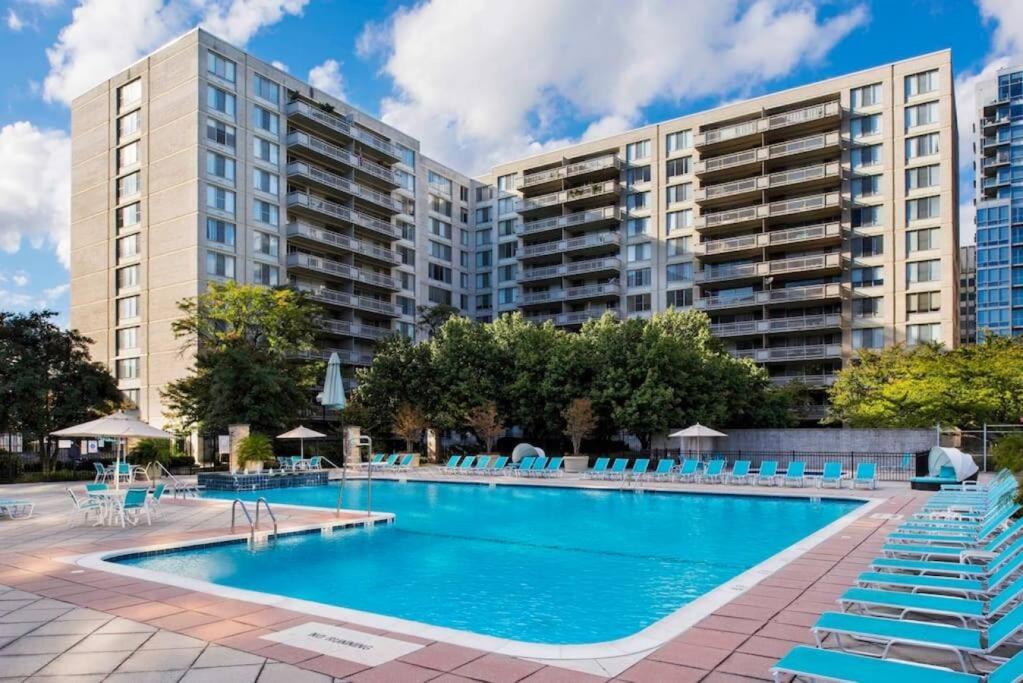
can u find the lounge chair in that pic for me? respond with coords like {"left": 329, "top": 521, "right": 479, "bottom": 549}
{"left": 700, "top": 459, "right": 726, "bottom": 483}
{"left": 853, "top": 462, "right": 878, "bottom": 490}
{"left": 819, "top": 461, "right": 845, "bottom": 488}
{"left": 457, "top": 455, "right": 476, "bottom": 473}
{"left": 66, "top": 489, "right": 102, "bottom": 527}
{"left": 0, "top": 500, "right": 34, "bottom": 519}
{"left": 527, "top": 456, "right": 549, "bottom": 477}
{"left": 726, "top": 460, "right": 752, "bottom": 485}
{"left": 585, "top": 457, "right": 610, "bottom": 479}
{"left": 441, "top": 455, "right": 461, "bottom": 473}
{"left": 649, "top": 459, "right": 675, "bottom": 481}
{"left": 629, "top": 458, "right": 649, "bottom": 481}
{"left": 676, "top": 459, "right": 699, "bottom": 482}
{"left": 881, "top": 517, "right": 1023, "bottom": 561}
{"left": 607, "top": 458, "right": 629, "bottom": 480}
{"left": 514, "top": 456, "right": 535, "bottom": 476}
{"left": 361, "top": 454, "right": 385, "bottom": 470}
{"left": 890, "top": 511, "right": 1022, "bottom": 546}
{"left": 857, "top": 571, "right": 987, "bottom": 599}
{"left": 472, "top": 455, "right": 491, "bottom": 474}
{"left": 488, "top": 456, "right": 508, "bottom": 475}
{"left": 380, "top": 454, "right": 400, "bottom": 471}
{"left": 543, "top": 456, "right": 563, "bottom": 477}
{"left": 781, "top": 461, "right": 806, "bottom": 487}
{"left": 756, "top": 460, "right": 779, "bottom": 486}
{"left": 396, "top": 454, "right": 415, "bottom": 472}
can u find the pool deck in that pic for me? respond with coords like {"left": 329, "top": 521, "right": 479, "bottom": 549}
{"left": 0, "top": 472, "right": 931, "bottom": 682}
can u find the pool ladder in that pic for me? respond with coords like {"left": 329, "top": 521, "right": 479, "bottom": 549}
{"left": 231, "top": 498, "right": 278, "bottom": 548}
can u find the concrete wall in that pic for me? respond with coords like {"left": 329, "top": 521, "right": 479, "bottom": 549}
{"left": 653, "top": 428, "right": 937, "bottom": 454}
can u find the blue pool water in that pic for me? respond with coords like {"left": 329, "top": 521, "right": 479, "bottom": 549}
{"left": 116, "top": 481, "right": 860, "bottom": 644}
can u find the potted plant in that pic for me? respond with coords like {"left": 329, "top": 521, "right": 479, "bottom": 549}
{"left": 237, "top": 434, "right": 275, "bottom": 474}
{"left": 128, "top": 438, "right": 172, "bottom": 479}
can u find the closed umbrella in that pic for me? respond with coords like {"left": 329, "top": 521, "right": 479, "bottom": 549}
{"left": 669, "top": 424, "right": 727, "bottom": 459}
{"left": 53, "top": 411, "right": 173, "bottom": 490}
{"left": 318, "top": 352, "right": 352, "bottom": 514}
{"left": 277, "top": 426, "right": 326, "bottom": 458}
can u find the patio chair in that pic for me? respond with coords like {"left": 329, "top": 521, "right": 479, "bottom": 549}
{"left": 543, "top": 456, "right": 563, "bottom": 478}
{"left": 514, "top": 456, "right": 535, "bottom": 476}
{"left": 362, "top": 454, "right": 385, "bottom": 470}
{"left": 527, "top": 457, "right": 549, "bottom": 477}
{"left": 395, "top": 454, "right": 415, "bottom": 472}
{"left": 607, "top": 458, "right": 629, "bottom": 480}
{"left": 115, "top": 488, "right": 152, "bottom": 527}
{"left": 628, "top": 459, "right": 650, "bottom": 481}
{"left": 149, "top": 482, "right": 166, "bottom": 517}
{"left": 307, "top": 456, "right": 323, "bottom": 470}
{"left": 441, "top": 455, "right": 461, "bottom": 473}
{"left": 781, "top": 461, "right": 806, "bottom": 487}
{"left": 93, "top": 462, "right": 108, "bottom": 483}
{"left": 584, "top": 457, "right": 609, "bottom": 479}
{"left": 853, "top": 462, "right": 878, "bottom": 490}
{"left": 726, "top": 460, "right": 752, "bottom": 485}
{"left": 488, "top": 456, "right": 508, "bottom": 475}
{"left": 649, "top": 459, "right": 675, "bottom": 481}
{"left": 0, "top": 500, "right": 34, "bottom": 520}
{"left": 85, "top": 483, "right": 108, "bottom": 492}
{"left": 770, "top": 644, "right": 1016, "bottom": 683}
{"left": 881, "top": 517, "right": 1023, "bottom": 562}
{"left": 675, "top": 459, "right": 698, "bottom": 483}
{"left": 472, "top": 455, "right": 491, "bottom": 474}
{"left": 819, "top": 462, "right": 845, "bottom": 488}
{"left": 755, "top": 460, "right": 779, "bottom": 486}
{"left": 66, "top": 488, "right": 101, "bottom": 527}
{"left": 457, "top": 455, "right": 476, "bottom": 473}
{"left": 275, "top": 456, "right": 292, "bottom": 472}
{"left": 699, "top": 459, "right": 726, "bottom": 483}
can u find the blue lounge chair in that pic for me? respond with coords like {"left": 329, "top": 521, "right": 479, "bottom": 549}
{"left": 649, "top": 459, "right": 675, "bottom": 481}
{"left": 857, "top": 572, "right": 986, "bottom": 599}
{"left": 882, "top": 517, "right": 1023, "bottom": 561}
{"left": 585, "top": 457, "right": 610, "bottom": 479}
{"left": 472, "top": 455, "right": 491, "bottom": 474}
{"left": 0, "top": 499, "right": 34, "bottom": 519}
{"left": 853, "top": 462, "right": 877, "bottom": 490}
{"left": 543, "top": 456, "right": 563, "bottom": 477}
{"left": 457, "top": 455, "right": 476, "bottom": 473}
{"left": 441, "top": 455, "right": 461, "bottom": 473}
{"left": 819, "top": 461, "right": 845, "bottom": 488}
{"left": 676, "top": 459, "right": 699, "bottom": 482}
{"left": 514, "top": 456, "right": 535, "bottom": 475}
{"left": 756, "top": 460, "right": 779, "bottom": 486}
{"left": 396, "top": 454, "right": 415, "bottom": 472}
{"left": 770, "top": 645, "right": 1004, "bottom": 683}
{"left": 781, "top": 461, "right": 806, "bottom": 487}
{"left": 727, "top": 460, "right": 752, "bottom": 485}
{"left": 362, "top": 454, "right": 385, "bottom": 470}
{"left": 608, "top": 458, "right": 629, "bottom": 480}
{"left": 528, "top": 456, "right": 549, "bottom": 477}
{"left": 700, "top": 459, "right": 726, "bottom": 483}
{"left": 628, "top": 459, "right": 649, "bottom": 481}
{"left": 488, "top": 456, "right": 508, "bottom": 475}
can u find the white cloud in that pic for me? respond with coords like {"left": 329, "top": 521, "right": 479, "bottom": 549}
{"left": 12, "top": 272, "right": 30, "bottom": 287}
{"left": 362, "top": 0, "right": 868, "bottom": 174}
{"left": 307, "top": 58, "right": 345, "bottom": 100}
{"left": 271, "top": 59, "right": 289, "bottom": 72}
{"left": 7, "top": 9, "right": 25, "bottom": 30}
{"left": 43, "top": 0, "right": 308, "bottom": 105}
{"left": 0, "top": 282, "right": 70, "bottom": 313}
{"left": 0, "top": 122, "right": 71, "bottom": 268}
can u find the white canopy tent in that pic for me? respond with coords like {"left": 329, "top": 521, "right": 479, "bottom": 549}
{"left": 669, "top": 424, "right": 727, "bottom": 457}
{"left": 52, "top": 411, "right": 174, "bottom": 490}
{"left": 927, "top": 446, "right": 979, "bottom": 481}
{"left": 276, "top": 426, "right": 326, "bottom": 458}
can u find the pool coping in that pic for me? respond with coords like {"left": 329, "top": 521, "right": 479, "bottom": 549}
{"left": 68, "top": 486, "right": 884, "bottom": 677}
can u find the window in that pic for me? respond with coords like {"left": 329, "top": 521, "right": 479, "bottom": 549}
{"left": 252, "top": 199, "right": 279, "bottom": 226}
{"left": 626, "top": 140, "right": 650, "bottom": 161}
{"left": 476, "top": 293, "right": 492, "bottom": 309}
{"left": 206, "top": 151, "right": 235, "bottom": 182}
{"left": 626, "top": 192, "right": 649, "bottom": 211}
{"left": 428, "top": 170, "right": 453, "bottom": 195}
{"left": 627, "top": 293, "right": 651, "bottom": 313}
{"left": 852, "top": 328, "right": 884, "bottom": 349}
{"left": 116, "top": 203, "right": 141, "bottom": 231}
{"left": 851, "top": 82, "right": 882, "bottom": 108}
{"left": 206, "top": 218, "right": 235, "bottom": 247}
{"left": 852, "top": 266, "right": 883, "bottom": 287}
{"left": 852, "top": 234, "right": 883, "bottom": 257}
{"left": 117, "top": 234, "right": 139, "bottom": 261}
{"left": 905, "top": 69, "right": 938, "bottom": 98}
{"left": 907, "top": 259, "right": 940, "bottom": 284}
{"left": 207, "top": 51, "right": 236, "bottom": 82}
{"left": 627, "top": 242, "right": 651, "bottom": 262}
{"left": 852, "top": 296, "right": 883, "bottom": 318}
{"left": 253, "top": 232, "right": 279, "bottom": 257}
{"left": 396, "top": 169, "right": 415, "bottom": 192}
{"left": 252, "top": 105, "right": 279, "bottom": 136}
{"left": 401, "top": 271, "right": 415, "bottom": 292}
{"left": 906, "top": 195, "right": 940, "bottom": 222}
{"left": 206, "top": 85, "right": 236, "bottom": 118}
{"left": 497, "top": 197, "right": 515, "bottom": 215}
{"left": 906, "top": 132, "right": 940, "bottom": 160}
{"left": 116, "top": 265, "right": 139, "bottom": 290}
{"left": 117, "top": 172, "right": 140, "bottom": 201}
{"left": 907, "top": 323, "right": 941, "bottom": 345}
{"left": 627, "top": 268, "right": 651, "bottom": 287}
{"left": 398, "top": 296, "right": 415, "bottom": 316}
{"left": 498, "top": 287, "right": 517, "bottom": 305}
{"left": 117, "top": 326, "right": 139, "bottom": 353}
{"left": 206, "top": 118, "right": 236, "bottom": 148}
{"left": 475, "top": 272, "right": 491, "bottom": 289}
{"left": 475, "top": 186, "right": 493, "bottom": 202}
{"left": 666, "top": 157, "right": 691, "bottom": 178}
{"left": 253, "top": 137, "right": 279, "bottom": 165}
{"left": 118, "top": 110, "right": 140, "bottom": 139}
{"left": 852, "top": 205, "right": 883, "bottom": 228}
{"left": 667, "top": 236, "right": 692, "bottom": 257}
{"left": 396, "top": 144, "right": 415, "bottom": 168}
{"left": 253, "top": 263, "right": 279, "bottom": 286}
{"left": 625, "top": 165, "right": 650, "bottom": 186}
{"left": 627, "top": 217, "right": 649, "bottom": 237}
{"left": 497, "top": 173, "right": 518, "bottom": 191}
{"left": 498, "top": 242, "right": 517, "bottom": 259}
{"left": 206, "top": 251, "right": 235, "bottom": 278}
{"left": 429, "top": 263, "right": 452, "bottom": 284}
{"left": 498, "top": 219, "right": 516, "bottom": 237}
{"left": 666, "top": 262, "right": 693, "bottom": 283}
{"left": 116, "top": 358, "right": 140, "bottom": 380}
{"left": 473, "top": 206, "right": 495, "bottom": 225}
{"left": 460, "top": 208, "right": 469, "bottom": 224}
{"left": 851, "top": 144, "right": 882, "bottom": 169}
{"left": 666, "top": 209, "right": 692, "bottom": 233}
{"left": 906, "top": 164, "right": 939, "bottom": 191}
{"left": 206, "top": 185, "right": 235, "bottom": 214}
{"left": 905, "top": 101, "right": 939, "bottom": 130}
{"left": 850, "top": 114, "right": 881, "bottom": 139}
{"left": 118, "top": 141, "right": 139, "bottom": 169}
{"left": 666, "top": 288, "right": 693, "bottom": 307}
{"left": 398, "top": 246, "right": 414, "bottom": 266}
{"left": 476, "top": 229, "right": 492, "bottom": 246}
{"left": 498, "top": 264, "right": 517, "bottom": 281}
{"left": 117, "top": 296, "right": 139, "bottom": 322}
{"left": 253, "top": 74, "right": 279, "bottom": 104}
{"left": 665, "top": 130, "right": 692, "bottom": 154}
{"left": 428, "top": 286, "right": 452, "bottom": 306}
{"left": 666, "top": 183, "right": 691, "bottom": 204}
{"left": 118, "top": 80, "right": 141, "bottom": 109}
{"left": 476, "top": 251, "right": 492, "bottom": 268}
{"left": 851, "top": 175, "right": 880, "bottom": 199}
{"left": 907, "top": 291, "right": 941, "bottom": 313}
{"left": 907, "top": 227, "right": 940, "bottom": 252}
{"left": 428, "top": 240, "right": 452, "bottom": 261}
{"left": 253, "top": 168, "right": 279, "bottom": 195}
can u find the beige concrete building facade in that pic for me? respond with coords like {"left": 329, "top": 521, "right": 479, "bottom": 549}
{"left": 71, "top": 30, "right": 958, "bottom": 426}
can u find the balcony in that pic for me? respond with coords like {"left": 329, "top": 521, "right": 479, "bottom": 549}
{"left": 518, "top": 257, "right": 621, "bottom": 283}
{"left": 696, "top": 262, "right": 759, "bottom": 284}
{"left": 520, "top": 154, "right": 621, "bottom": 194}
{"left": 287, "top": 162, "right": 400, "bottom": 213}
{"left": 695, "top": 101, "right": 840, "bottom": 150}
{"left": 694, "top": 131, "right": 841, "bottom": 180}
{"left": 710, "top": 320, "right": 760, "bottom": 337}
{"left": 520, "top": 231, "right": 620, "bottom": 260}
{"left": 299, "top": 286, "right": 401, "bottom": 317}
{"left": 291, "top": 348, "right": 376, "bottom": 366}
{"left": 516, "top": 181, "right": 619, "bottom": 216}
{"left": 696, "top": 161, "right": 840, "bottom": 206}
{"left": 558, "top": 308, "right": 619, "bottom": 326}
{"left": 695, "top": 192, "right": 840, "bottom": 231}
{"left": 286, "top": 222, "right": 399, "bottom": 266}
{"left": 695, "top": 222, "right": 842, "bottom": 260}
{"left": 758, "top": 252, "right": 841, "bottom": 278}
{"left": 286, "top": 192, "right": 400, "bottom": 240}
{"left": 981, "top": 150, "right": 1011, "bottom": 174}
{"left": 521, "top": 289, "right": 565, "bottom": 306}
{"left": 518, "top": 206, "right": 622, "bottom": 237}
{"left": 756, "top": 343, "right": 842, "bottom": 362}
{"left": 286, "top": 100, "right": 400, "bottom": 163}
{"left": 286, "top": 131, "right": 398, "bottom": 188}
{"left": 565, "top": 283, "right": 621, "bottom": 301}
{"left": 770, "top": 373, "right": 838, "bottom": 388}
{"left": 711, "top": 314, "right": 842, "bottom": 338}
{"left": 286, "top": 252, "right": 400, "bottom": 291}
{"left": 319, "top": 318, "right": 394, "bottom": 341}
{"left": 695, "top": 282, "right": 841, "bottom": 311}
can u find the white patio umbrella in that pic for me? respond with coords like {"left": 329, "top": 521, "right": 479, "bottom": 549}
{"left": 319, "top": 352, "right": 351, "bottom": 513}
{"left": 277, "top": 426, "right": 326, "bottom": 458}
{"left": 669, "top": 423, "right": 727, "bottom": 458}
{"left": 52, "top": 411, "right": 173, "bottom": 490}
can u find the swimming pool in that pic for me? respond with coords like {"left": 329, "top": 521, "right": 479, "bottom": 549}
{"left": 114, "top": 481, "right": 862, "bottom": 645}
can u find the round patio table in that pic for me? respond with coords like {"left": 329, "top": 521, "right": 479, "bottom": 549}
{"left": 86, "top": 489, "right": 129, "bottom": 527}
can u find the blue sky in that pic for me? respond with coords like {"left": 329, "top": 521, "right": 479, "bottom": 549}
{"left": 0, "top": 0, "right": 1018, "bottom": 325}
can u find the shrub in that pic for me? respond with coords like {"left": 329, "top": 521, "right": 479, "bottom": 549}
{"left": 236, "top": 433, "right": 275, "bottom": 467}
{"left": 0, "top": 454, "right": 24, "bottom": 484}
{"left": 168, "top": 455, "right": 196, "bottom": 469}
{"left": 994, "top": 433, "right": 1023, "bottom": 475}
{"left": 18, "top": 470, "right": 94, "bottom": 483}
{"left": 128, "top": 438, "right": 172, "bottom": 466}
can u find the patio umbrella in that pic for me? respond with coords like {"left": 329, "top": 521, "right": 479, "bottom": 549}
{"left": 319, "top": 352, "right": 350, "bottom": 514}
{"left": 668, "top": 424, "right": 727, "bottom": 458}
{"left": 52, "top": 411, "right": 173, "bottom": 490}
{"left": 277, "top": 426, "right": 326, "bottom": 458}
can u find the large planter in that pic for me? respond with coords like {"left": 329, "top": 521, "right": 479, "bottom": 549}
{"left": 244, "top": 461, "right": 265, "bottom": 474}
{"left": 563, "top": 456, "right": 589, "bottom": 473}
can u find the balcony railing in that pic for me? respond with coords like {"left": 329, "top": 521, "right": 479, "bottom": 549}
{"left": 286, "top": 252, "right": 399, "bottom": 290}
{"left": 696, "top": 283, "right": 841, "bottom": 311}
{"left": 290, "top": 348, "right": 376, "bottom": 366}
{"left": 765, "top": 221, "right": 841, "bottom": 247}
{"left": 711, "top": 314, "right": 842, "bottom": 337}
{"left": 520, "top": 231, "right": 621, "bottom": 258}
{"left": 286, "top": 192, "right": 400, "bottom": 239}
{"left": 286, "top": 100, "right": 399, "bottom": 160}
{"left": 520, "top": 258, "right": 621, "bottom": 282}
{"left": 697, "top": 161, "right": 839, "bottom": 202}
{"left": 521, "top": 289, "right": 565, "bottom": 305}
{"left": 696, "top": 192, "right": 840, "bottom": 229}
{"left": 565, "top": 283, "right": 620, "bottom": 300}
{"left": 521, "top": 154, "right": 620, "bottom": 188}
{"left": 698, "top": 263, "right": 758, "bottom": 283}
{"left": 298, "top": 286, "right": 400, "bottom": 316}
{"left": 287, "top": 162, "right": 400, "bottom": 212}
{"left": 286, "top": 131, "right": 398, "bottom": 186}
{"left": 516, "top": 181, "right": 618, "bottom": 212}
{"left": 758, "top": 253, "right": 841, "bottom": 276}
{"left": 518, "top": 207, "right": 622, "bottom": 235}
{"left": 695, "top": 131, "right": 840, "bottom": 175}
{"left": 770, "top": 373, "right": 838, "bottom": 388}
{"left": 756, "top": 344, "right": 842, "bottom": 362}
{"left": 695, "top": 101, "right": 840, "bottom": 147}
{"left": 319, "top": 319, "right": 394, "bottom": 341}
{"left": 286, "top": 222, "right": 399, "bottom": 264}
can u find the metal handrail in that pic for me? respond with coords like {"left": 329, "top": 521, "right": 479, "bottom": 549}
{"left": 153, "top": 461, "right": 201, "bottom": 499}
{"left": 231, "top": 499, "right": 253, "bottom": 541}
{"left": 254, "top": 498, "right": 278, "bottom": 545}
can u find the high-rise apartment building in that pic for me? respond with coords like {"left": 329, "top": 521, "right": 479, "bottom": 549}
{"left": 70, "top": 29, "right": 959, "bottom": 427}
{"left": 974, "top": 66, "right": 1023, "bottom": 340}
{"left": 959, "top": 244, "right": 977, "bottom": 344}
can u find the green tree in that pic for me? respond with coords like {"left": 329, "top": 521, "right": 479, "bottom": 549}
{"left": 352, "top": 334, "right": 435, "bottom": 436}
{"left": 0, "top": 311, "right": 122, "bottom": 472}
{"left": 416, "top": 303, "right": 461, "bottom": 337}
{"left": 429, "top": 316, "right": 505, "bottom": 430}
{"left": 162, "top": 282, "right": 321, "bottom": 434}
